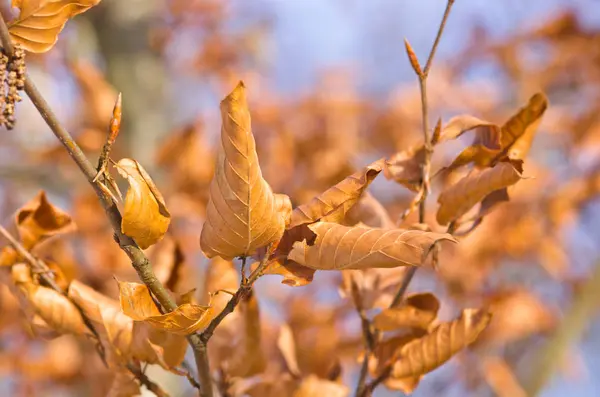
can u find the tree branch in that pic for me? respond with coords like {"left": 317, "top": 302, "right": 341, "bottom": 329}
{"left": 0, "top": 15, "right": 207, "bottom": 397}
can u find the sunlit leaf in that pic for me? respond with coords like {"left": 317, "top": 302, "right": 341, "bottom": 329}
{"left": 118, "top": 281, "right": 213, "bottom": 336}
{"left": 438, "top": 115, "right": 497, "bottom": 143}
{"left": 392, "top": 308, "right": 491, "bottom": 378}
{"left": 288, "top": 222, "right": 455, "bottom": 270}
{"left": 16, "top": 190, "right": 75, "bottom": 250}
{"left": 278, "top": 323, "right": 301, "bottom": 377}
{"left": 384, "top": 145, "right": 425, "bottom": 192}
{"left": 290, "top": 159, "right": 384, "bottom": 228}
{"left": 200, "top": 81, "right": 290, "bottom": 259}
{"left": 500, "top": 93, "right": 548, "bottom": 160}
{"left": 11, "top": 263, "right": 86, "bottom": 336}
{"left": 373, "top": 292, "right": 440, "bottom": 331}
{"left": 436, "top": 159, "right": 524, "bottom": 225}
{"left": 107, "top": 371, "right": 141, "bottom": 397}
{"left": 9, "top": 0, "right": 102, "bottom": 53}
{"left": 292, "top": 375, "right": 349, "bottom": 397}
{"left": 115, "top": 158, "right": 170, "bottom": 249}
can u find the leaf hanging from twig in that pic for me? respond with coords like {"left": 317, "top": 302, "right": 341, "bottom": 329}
{"left": 384, "top": 145, "right": 425, "bottom": 193}
{"left": 200, "top": 81, "right": 290, "bottom": 259}
{"left": 290, "top": 159, "right": 384, "bottom": 228}
{"left": 117, "top": 280, "right": 213, "bottom": 336}
{"left": 8, "top": 0, "right": 103, "bottom": 53}
{"left": 373, "top": 292, "right": 440, "bottom": 331}
{"left": 11, "top": 263, "right": 86, "bottom": 336}
{"left": 288, "top": 222, "right": 455, "bottom": 270}
{"left": 436, "top": 159, "right": 524, "bottom": 225}
{"left": 391, "top": 308, "right": 491, "bottom": 378}
{"left": 115, "top": 158, "right": 171, "bottom": 249}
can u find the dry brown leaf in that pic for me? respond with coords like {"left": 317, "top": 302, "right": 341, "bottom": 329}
{"left": 16, "top": 190, "right": 75, "bottom": 249}
{"left": 345, "top": 192, "right": 395, "bottom": 229}
{"left": 9, "top": 0, "right": 102, "bottom": 53}
{"left": 289, "top": 159, "right": 384, "bottom": 228}
{"left": 292, "top": 375, "right": 349, "bottom": 397}
{"left": 373, "top": 292, "right": 440, "bottom": 331}
{"left": 118, "top": 281, "right": 213, "bottom": 336}
{"left": 438, "top": 115, "right": 497, "bottom": 143}
{"left": 68, "top": 280, "right": 187, "bottom": 369}
{"left": 501, "top": 92, "right": 548, "bottom": 160}
{"left": 278, "top": 323, "right": 301, "bottom": 377}
{"left": 392, "top": 308, "right": 491, "bottom": 378}
{"left": 149, "top": 236, "right": 185, "bottom": 293}
{"left": 107, "top": 371, "right": 141, "bottom": 397}
{"left": 436, "top": 159, "right": 524, "bottom": 225}
{"left": 288, "top": 222, "right": 455, "bottom": 270}
{"left": 384, "top": 145, "right": 425, "bottom": 192}
{"left": 445, "top": 126, "right": 502, "bottom": 171}
{"left": 200, "top": 81, "right": 290, "bottom": 259}
{"left": 116, "top": 158, "right": 171, "bottom": 249}
{"left": 368, "top": 335, "right": 423, "bottom": 394}
{"left": 11, "top": 263, "right": 86, "bottom": 336}
{"left": 227, "top": 293, "right": 266, "bottom": 377}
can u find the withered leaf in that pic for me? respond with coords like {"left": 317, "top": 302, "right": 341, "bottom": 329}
{"left": 16, "top": 190, "right": 75, "bottom": 249}
{"left": 384, "top": 145, "right": 425, "bottom": 192}
{"left": 116, "top": 158, "right": 171, "bottom": 249}
{"left": 438, "top": 115, "right": 497, "bottom": 143}
{"left": 9, "top": 0, "right": 102, "bottom": 53}
{"left": 227, "top": 293, "right": 266, "bottom": 377}
{"left": 107, "top": 371, "right": 141, "bottom": 397}
{"left": 288, "top": 222, "right": 455, "bottom": 270}
{"left": 278, "top": 323, "right": 301, "bottom": 377}
{"left": 68, "top": 280, "right": 187, "bottom": 369}
{"left": 392, "top": 308, "right": 491, "bottom": 378}
{"left": 289, "top": 159, "right": 384, "bottom": 228}
{"left": 368, "top": 335, "right": 422, "bottom": 395}
{"left": 118, "top": 281, "right": 213, "bottom": 336}
{"left": 345, "top": 191, "right": 395, "bottom": 229}
{"left": 200, "top": 81, "right": 290, "bottom": 259}
{"left": 500, "top": 92, "right": 548, "bottom": 160}
{"left": 373, "top": 292, "right": 440, "bottom": 331}
{"left": 12, "top": 263, "right": 86, "bottom": 336}
{"left": 436, "top": 159, "right": 524, "bottom": 225}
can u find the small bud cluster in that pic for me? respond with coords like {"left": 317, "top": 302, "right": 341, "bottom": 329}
{"left": 0, "top": 46, "right": 26, "bottom": 130}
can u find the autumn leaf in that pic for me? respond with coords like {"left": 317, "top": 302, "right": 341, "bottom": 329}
{"left": 115, "top": 158, "right": 171, "bottom": 249}
{"left": 11, "top": 263, "right": 86, "bottom": 336}
{"left": 438, "top": 115, "right": 497, "bottom": 143}
{"left": 278, "top": 323, "right": 302, "bottom": 377}
{"left": 436, "top": 159, "right": 524, "bottom": 225}
{"left": 292, "top": 375, "right": 349, "bottom": 397}
{"left": 373, "top": 292, "right": 440, "bottom": 331}
{"left": 368, "top": 335, "right": 422, "bottom": 394}
{"left": 384, "top": 145, "right": 425, "bottom": 192}
{"left": 68, "top": 280, "right": 187, "bottom": 369}
{"left": 16, "top": 190, "right": 75, "bottom": 250}
{"left": 9, "top": 0, "right": 102, "bottom": 53}
{"left": 200, "top": 81, "right": 290, "bottom": 259}
{"left": 70, "top": 60, "right": 118, "bottom": 129}
{"left": 345, "top": 192, "right": 395, "bottom": 229}
{"left": 288, "top": 222, "right": 455, "bottom": 270}
{"left": 392, "top": 308, "right": 491, "bottom": 378}
{"left": 107, "top": 371, "right": 141, "bottom": 397}
{"left": 118, "top": 281, "right": 213, "bottom": 336}
{"left": 500, "top": 92, "right": 548, "bottom": 160}
{"left": 289, "top": 159, "right": 384, "bottom": 228}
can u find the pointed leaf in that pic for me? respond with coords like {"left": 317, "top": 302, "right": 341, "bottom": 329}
{"left": 436, "top": 159, "right": 524, "bottom": 225}
{"left": 116, "top": 158, "right": 170, "bottom": 249}
{"left": 500, "top": 93, "right": 548, "bottom": 160}
{"left": 16, "top": 190, "right": 75, "bottom": 249}
{"left": 290, "top": 159, "right": 384, "bottom": 228}
{"left": 118, "top": 281, "right": 213, "bottom": 336}
{"left": 11, "top": 263, "right": 86, "bottom": 335}
{"left": 438, "top": 115, "right": 497, "bottom": 143}
{"left": 200, "top": 82, "right": 289, "bottom": 259}
{"left": 9, "top": 0, "right": 102, "bottom": 53}
{"left": 392, "top": 308, "right": 491, "bottom": 378}
{"left": 288, "top": 222, "right": 455, "bottom": 270}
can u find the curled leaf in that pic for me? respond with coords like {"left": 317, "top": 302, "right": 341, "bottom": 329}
{"left": 11, "top": 263, "right": 86, "bottom": 336}
{"left": 384, "top": 145, "right": 425, "bottom": 192}
{"left": 500, "top": 93, "right": 548, "bottom": 160}
{"left": 9, "top": 0, "right": 102, "bottom": 53}
{"left": 68, "top": 280, "right": 187, "bottom": 369}
{"left": 116, "top": 158, "right": 170, "bottom": 249}
{"left": 392, "top": 308, "right": 491, "bottom": 378}
{"left": 438, "top": 115, "right": 497, "bottom": 143}
{"left": 200, "top": 82, "right": 289, "bottom": 259}
{"left": 373, "top": 292, "right": 440, "bottom": 331}
{"left": 290, "top": 159, "right": 384, "bottom": 228}
{"left": 288, "top": 222, "right": 455, "bottom": 270}
{"left": 16, "top": 190, "right": 75, "bottom": 249}
{"left": 118, "top": 280, "right": 213, "bottom": 335}
{"left": 436, "top": 159, "right": 524, "bottom": 225}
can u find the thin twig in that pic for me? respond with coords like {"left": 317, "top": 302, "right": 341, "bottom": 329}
{"left": 0, "top": 15, "right": 207, "bottom": 397}
{"left": 362, "top": 2, "right": 455, "bottom": 395}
